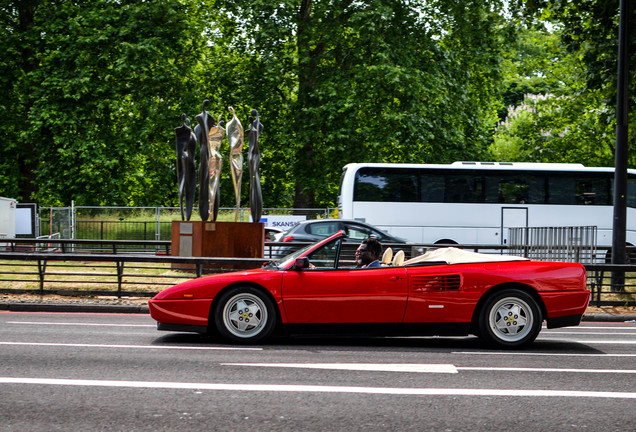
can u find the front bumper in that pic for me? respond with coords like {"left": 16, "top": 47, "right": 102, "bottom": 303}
{"left": 148, "top": 298, "right": 213, "bottom": 328}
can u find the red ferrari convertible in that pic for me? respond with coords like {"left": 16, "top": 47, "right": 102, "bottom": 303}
{"left": 149, "top": 231, "right": 590, "bottom": 348}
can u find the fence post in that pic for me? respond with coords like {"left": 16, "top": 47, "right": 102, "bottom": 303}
{"left": 37, "top": 259, "right": 46, "bottom": 294}
{"left": 116, "top": 261, "right": 124, "bottom": 298}
{"left": 155, "top": 207, "right": 160, "bottom": 241}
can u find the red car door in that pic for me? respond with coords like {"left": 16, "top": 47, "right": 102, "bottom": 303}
{"left": 281, "top": 267, "right": 409, "bottom": 324}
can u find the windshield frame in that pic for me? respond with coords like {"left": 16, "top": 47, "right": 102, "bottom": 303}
{"left": 277, "top": 231, "right": 346, "bottom": 269}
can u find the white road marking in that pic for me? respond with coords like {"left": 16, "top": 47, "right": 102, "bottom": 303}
{"left": 454, "top": 351, "right": 636, "bottom": 357}
{"left": 545, "top": 340, "right": 636, "bottom": 344}
{"left": 222, "top": 363, "right": 459, "bottom": 373}
{"left": 0, "top": 342, "right": 260, "bottom": 351}
{"left": 458, "top": 367, "right": 636, "bottom": 374}
{"left": 1, "top": 377, "right": 634, "bottom": 399}
{"left": 7, "top": 321, "right": 155, "bottom": 327}
{"left": 224, "top": 363, "right": 636, "bottom": 375}
{"left": 562, "top": 326, "right": 636, "bottom": 330}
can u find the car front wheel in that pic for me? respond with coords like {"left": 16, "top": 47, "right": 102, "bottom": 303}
{"left": 478, "top": 289, "right": 542, "bottom": 348}
{"left": 214, "top": 287, "right": 276, "bottom": 343}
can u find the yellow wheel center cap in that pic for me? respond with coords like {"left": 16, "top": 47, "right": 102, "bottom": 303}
{"left": 243, "top": 313, "right": 249, "bottom": 318}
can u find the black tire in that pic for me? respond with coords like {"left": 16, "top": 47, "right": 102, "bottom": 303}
{"left": 213, "top": 286, "right": 276, "bottom": 343}
{"left": 478, "top": 289, "right": 542, "bottom": 348}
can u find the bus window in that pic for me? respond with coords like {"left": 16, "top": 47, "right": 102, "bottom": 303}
{"left": 383, "top": 172, "right": 418, "bottom": 202}
{"left": 548, "top": 176, "right": 576, "bottom": 205}
{"left": 575, "top": 177, "right": 610, "bottom": 205}
{"left": 498, "top": 178, "right": 529, "bottom": 204}
{"left": 526, "top": 175, "right": 547, "bottom": 204}
{"left": 628, "top": 178, "right": 636, "bottom": 208}
{"left": 354, "top": 171, "right": 385, "bottom": 201}
{"left": 420, "top": 174, "right": 444, "bottom": 202}
{"left": 445, "top": 175, "right": 483, "bottom": 203}
{"left": 354, "top": 168, "right": 418, "bottom": 202}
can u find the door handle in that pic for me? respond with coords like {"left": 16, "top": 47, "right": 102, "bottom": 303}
{"left": 389, "top": 276, "right": 403, "bottom": 281}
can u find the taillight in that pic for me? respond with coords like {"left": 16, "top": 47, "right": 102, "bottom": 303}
{"left": 281, "top": 236, "right": 294, "bottom": 242}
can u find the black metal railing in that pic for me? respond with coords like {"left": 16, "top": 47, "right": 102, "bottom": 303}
{"left": 2, "top": 238, "right": 171, "bottom": 254}
{"left": 0, "top": 239, "right": 634, "bottom": 305}
{"left": 0, "top": 251, "right": 267, "bottom": 298}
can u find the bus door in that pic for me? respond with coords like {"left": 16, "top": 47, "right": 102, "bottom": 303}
{"left": 501, "top": 207, "right": 528, "bottom": 245}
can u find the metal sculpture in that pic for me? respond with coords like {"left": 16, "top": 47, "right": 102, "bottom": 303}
{"left": 247, "top": 109, "right": 263, "bottom": 223}
{"left": 174, "top": 114, "right": 197, "bottom": 221}
{"left": 194, "top": 100, "right": 215, "bottom": 221}
{"left": 207, "top": 115, "right": 225, "bottom": 221}
{"left": 227, "top": 106, "right": 244, "bottom": 222}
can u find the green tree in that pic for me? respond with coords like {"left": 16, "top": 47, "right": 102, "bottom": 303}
{"left": 1, "top": 0, "right": 204, "bottom": 205}
{"left": 499, "top": 28, "right": 568, "bottom": 119}
{"left": 0, "top": 0, "right": 39, "bottom": 201}
{"left": 492, "top": 92, "right": 615, "bottom": 165}
{"left": 204, "top": 0, "right": 511, "bottom": 208}
{"left": 495, "top": 1, "right": 636, "bottom": 166}
{"left": 2, "top": 0, "right": 515, "bottom": 209}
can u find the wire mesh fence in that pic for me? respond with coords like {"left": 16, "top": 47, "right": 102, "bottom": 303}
{"left": 38, "top": 206, "right": 335, "bottom": 242}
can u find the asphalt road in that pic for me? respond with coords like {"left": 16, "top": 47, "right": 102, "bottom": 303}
{"left": 1, "top": 312, "right": 635, "bottom": 431}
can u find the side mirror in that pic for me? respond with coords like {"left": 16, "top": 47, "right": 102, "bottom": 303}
{"left": 294, "top": 257, "right": 310, "bottom": 270}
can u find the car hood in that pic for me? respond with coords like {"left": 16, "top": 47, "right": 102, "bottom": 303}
{"left": 151, "top": 267, "right": 283, "bottom": 301}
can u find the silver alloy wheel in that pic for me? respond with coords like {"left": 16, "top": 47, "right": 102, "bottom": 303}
{"left": 487, "top": 296, "right": 534, "bottom": 343}
{"left": 222, "top": 293, "right": 268, "bottom": 339}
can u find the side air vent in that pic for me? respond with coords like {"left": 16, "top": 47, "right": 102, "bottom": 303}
{"left": 411, "top": 275, "right": 461, "bottom": 292}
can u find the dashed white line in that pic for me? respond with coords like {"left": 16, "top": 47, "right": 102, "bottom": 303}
{"left": 222, "top": 363, "right": 459, "bottom": 373}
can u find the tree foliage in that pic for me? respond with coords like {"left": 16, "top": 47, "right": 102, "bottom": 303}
{"left": 1, "top": 0, "right": 204, "bottom": 205}
{"left": 203, "top": 0, "right": 511, "bottom": 207}
{"left": 1, "top": 0, "right": 633, "bottom": 208}
{"left": 493, "top": 0, "right": 636, "bottom": 166}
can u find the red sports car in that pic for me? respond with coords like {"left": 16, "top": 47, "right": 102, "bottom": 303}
{"left": 149, "top": 231, "right": 590, "bottom": 348}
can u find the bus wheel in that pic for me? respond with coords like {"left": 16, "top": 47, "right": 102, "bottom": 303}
{"left": 605, "top": 244, "right": 636, "bottom": 264}
{"left": 434, "top": 239, "right": 458, "bottom": 245}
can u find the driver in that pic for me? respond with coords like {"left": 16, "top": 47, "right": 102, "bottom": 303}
{"left": 355, "top": 237, "right": 382, "bottom": 268}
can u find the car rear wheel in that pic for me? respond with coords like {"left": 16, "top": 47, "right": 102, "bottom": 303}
{"left": 214, "top": 286, "right": 276, "bottom": 343}
{"left": 478, "top": 289, "right": 542, "bottom": 348}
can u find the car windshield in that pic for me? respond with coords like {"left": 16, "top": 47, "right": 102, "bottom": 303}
{"left": 275, "top": 242, "right": 317, "bottom": 268}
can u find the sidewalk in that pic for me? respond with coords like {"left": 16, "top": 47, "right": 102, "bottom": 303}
{"left": 1, "top": 294, "right": 635, "bottom": 322}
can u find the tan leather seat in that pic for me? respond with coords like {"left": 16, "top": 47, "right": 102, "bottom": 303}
{"left": 392, "top": 250, "right": 405, "bottom": 266}
{"left": 381, "top": 247, "right": 393, "bottom": 266}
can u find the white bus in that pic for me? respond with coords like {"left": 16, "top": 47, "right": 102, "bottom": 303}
{"left": 338, "top": 162, "right": 636, "bottom": 247}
